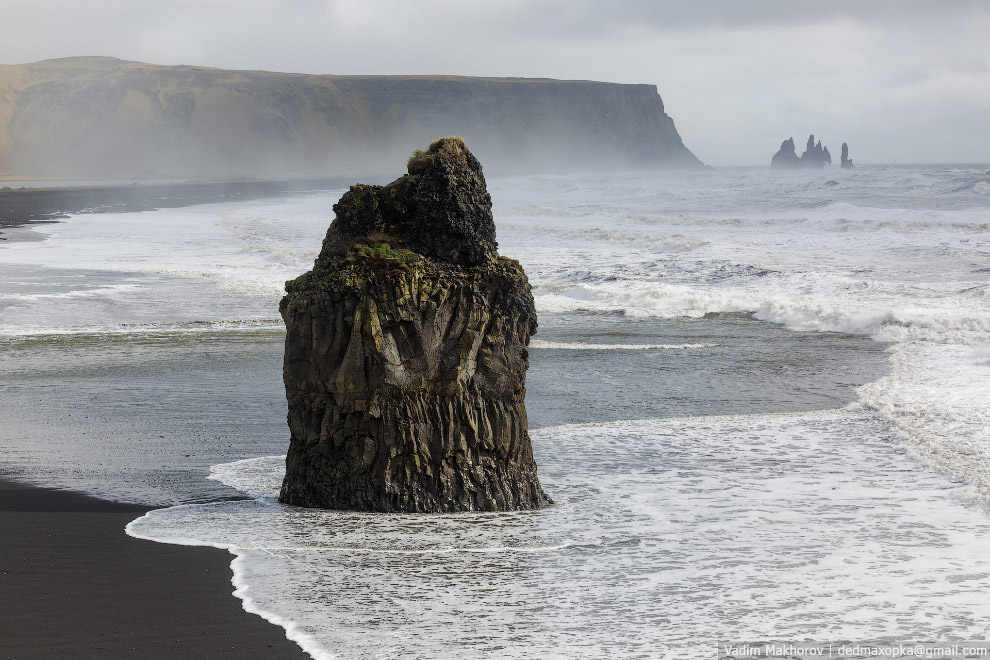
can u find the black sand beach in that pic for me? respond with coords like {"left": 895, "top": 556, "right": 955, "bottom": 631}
{"left": 0, "top": 478, "right": 308, "bottom": 659}
{"left": 0, "top": 180, "right": 344, "bottom": 658}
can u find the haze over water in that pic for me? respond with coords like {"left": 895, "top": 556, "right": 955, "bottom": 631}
{"left": 3, "top": 164, "right": 990, "bottom": 657}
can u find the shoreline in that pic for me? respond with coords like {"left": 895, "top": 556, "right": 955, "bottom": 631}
{"left": 0, "top": 477, "right": 309, "bottom": 660}
{"left": 0, "top": 175, "right": 389, "bottom": 234}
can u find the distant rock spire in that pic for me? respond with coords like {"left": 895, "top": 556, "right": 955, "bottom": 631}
{"left": 771, "top": 133, "right": 838, "bottom": 169}
{"left": 841, "top": 142, "right": 854, "bottom": 169}
{"left": 799, "top": 135, "right": 828, "bottom": 168}
{"left": 771, "top": 137, "right": 800, "bottom": 168}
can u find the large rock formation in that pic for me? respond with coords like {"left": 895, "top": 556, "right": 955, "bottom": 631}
{"left": 800, "top": 135, "right": 830, "bottom": 168}
{"left": 841, "top": 142, "right": 854, "bottom": 169}
{"left": 771, "top": 138, "right": 800, "bottom": 168}
{"left": 0, "top": 56, "right": 703, "bottom": 179}
{"left": 278, "top": 137, "right": 551, "bottom": 513}
{"left": 771, "top": 134, "right": 833, "bottom": 169}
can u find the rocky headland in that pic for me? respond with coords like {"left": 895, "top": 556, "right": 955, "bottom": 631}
{"left": 278, "top": 137, "right": 551, "bottom": 513}
{"left": 0, "top": 57, "right": 702, "bottom": 179}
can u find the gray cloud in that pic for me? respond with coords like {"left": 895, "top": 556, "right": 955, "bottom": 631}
{"left": 523, "top": 0, "right": 990, "bottom": 32}
{"left": 1, "top": 0, "right": 989, "bottom": 164}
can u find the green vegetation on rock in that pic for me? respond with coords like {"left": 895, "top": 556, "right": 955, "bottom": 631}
{"left": 406, "top": 136, "right": 466, "bottom": 175}
{"left": 354, "top": 241, "right": 420, "bottom": 264}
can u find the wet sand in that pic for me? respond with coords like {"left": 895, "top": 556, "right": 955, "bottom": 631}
{"left": 0, "top": 478, "right": 308, "bottom": 660}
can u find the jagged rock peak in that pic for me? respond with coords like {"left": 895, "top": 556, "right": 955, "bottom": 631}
{"left": 279, "top": 137, "right": 551, "bottom": 513}
{"left": 799, "top": 134, "right": 830, "bottom": 168}
{"left": 317, "top": 136, "right": 497, "bottom": 268}
{"left": 772, "top": 133, "right": 834, "bottom": 169}
{"left": 771, "top": 137, "right": 801, "bottom": 169}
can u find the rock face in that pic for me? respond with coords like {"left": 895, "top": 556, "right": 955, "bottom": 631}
{"left": 771, "top": 138, "right": 800, "bottom": 169}
{"left": 841, "top": 142, "right": 854, "bottom": 169}
{"left": 278, "top": 137, "right": 551, "bottom": 513}
{"left": 0, "top": 57, "right": 703, "bottom": 179}
{"left": 771, "top": 134, "right": 833, "bottom": 169}
{"left": 800, "top": 135, "right": 830, "bottom": 168}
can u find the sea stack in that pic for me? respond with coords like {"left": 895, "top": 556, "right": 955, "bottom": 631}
{"left": 799, "top": 135, "right": 830, "bottom": 168}
{"left": 278, "top": 137, "right": 551, "bottom": 513}
{"left": 771, "top": 134, "right": 833, "bottom": 169}
{"left": 841, "top": 143, "right": 854, "bottom": 169}
{"left": 771, "top": 138, "right": 801, "bottom": 169}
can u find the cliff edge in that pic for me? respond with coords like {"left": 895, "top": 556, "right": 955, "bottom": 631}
{"left": 0, "top": 57, "right": 703, "bottom": 179}
{"left": 279, "top": 137, "right": 550, "bottom": 513}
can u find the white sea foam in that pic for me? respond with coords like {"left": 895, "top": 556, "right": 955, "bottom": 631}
{"left": 0, "top": 193, "right": 334, "bottom": 337}
{"left": 530, "top": 340, "right": 718, "bottom": 350}
{"left": 129, "top": 411, "right": 990, "bottom": 659}
{"left": 3, "top": 283, "right": 143, "bottom": 302}
{"left": 0, "top": 318, "right": 284, "bottom": 339}
{"left": 855, "top": 343, "right": 990, "bottom": 500}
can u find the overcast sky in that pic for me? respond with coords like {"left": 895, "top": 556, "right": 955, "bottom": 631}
{"left": 3, "top": 0, "right": 989, "bottom": 165}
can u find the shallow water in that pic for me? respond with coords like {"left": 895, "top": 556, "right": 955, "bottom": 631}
{"left": 0, "top": 312, "right": 884, "bottom": 504}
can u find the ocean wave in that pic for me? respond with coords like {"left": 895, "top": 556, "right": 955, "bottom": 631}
{"left": 530, "top": 340, "right": 718, "bottom": 350}
{"left": 625, "top": 213, "right": 811, "bottom": 228}
{"left": 208, "top": 455, "right": 284, "bottom": 497}
{"left": 970, "top": 180, "right": 990, "bottom": 195}
{"left": 500, "top": 222, "right": 708, "bottom": 252}
{"left": 0, "top": 318, "right": 284, "bottom": 340}
{"left": 145, "top": 267, "right": 294, "bottom": 297}
{"left": 534, "top": 282, "right": 990, "bottom": 344}
{"left": 621, "top": 208, "right": 990, "bottom": 234}
{"left": 497, "top": 203, "right": 589, "bottom": 218}
{"left": 824, "top": 216, "right": 990, "bottom": 233}
{"left": 1, "top": 283, "right": 142, "bottom": 302}
{"left": 854, "top": 343, "right": 990, "bottom": 502}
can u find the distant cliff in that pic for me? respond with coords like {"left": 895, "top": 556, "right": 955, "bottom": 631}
{"left": 0, "top": 57, "right": 702, "bottom": 180}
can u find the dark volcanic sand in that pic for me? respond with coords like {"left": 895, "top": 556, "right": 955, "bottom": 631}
{"left": 0, "top": 479, "right": 308, "bottom": 660}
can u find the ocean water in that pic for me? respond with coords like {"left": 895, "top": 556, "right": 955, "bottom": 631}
{"left": 3, "top": 164, "right": 990, "bottom": 658}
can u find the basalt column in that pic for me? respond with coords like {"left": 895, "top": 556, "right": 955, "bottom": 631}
{"left": 278, "top": 137, "right": 551, "bottom": 513}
